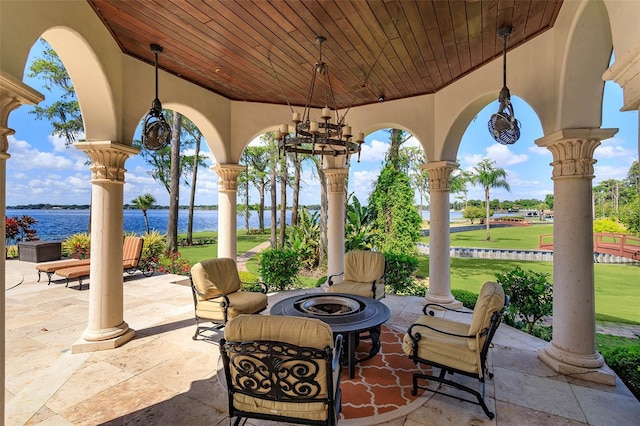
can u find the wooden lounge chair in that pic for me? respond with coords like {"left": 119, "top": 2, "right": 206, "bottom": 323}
{"left": 52, "top": 236, "right": 145, "bottom": 290}
{"left": 36, "top": 258, "right": 91, "bottom": 285}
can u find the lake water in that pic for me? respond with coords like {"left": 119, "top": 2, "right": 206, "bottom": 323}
{"left": 5, "top": 209, "right": 278, "bottom": 241}
{"left": 6, "top": 208, "right": 482, "bottom": 241}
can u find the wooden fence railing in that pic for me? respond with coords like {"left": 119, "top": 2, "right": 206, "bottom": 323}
{"left": 538, "top": 233, "right": 640, "bottom": 260}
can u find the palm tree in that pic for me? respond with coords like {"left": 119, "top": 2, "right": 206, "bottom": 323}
{"left": 471, "top": 159, "right": 510, "bottom": 240}
{"left": 131, "top": 193, "right": 157, "bottom": 234}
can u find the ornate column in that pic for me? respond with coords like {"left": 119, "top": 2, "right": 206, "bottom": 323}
{"left": 422, "top": 161, "right": 461, "bottom": 308}
{"left": 0, "top": 71, "right": 44, "bottom": 420}
{"left": 325, "top": 168, "right": 349, "bottom": 279}
{"left": 72, "top": 141, "right": 139, "bottom": 353}
{"left": 536, "top": 128, "right": 617, "bottom": 385}
{"left": 215, "top": 164, "right": 245, "bottom": 261}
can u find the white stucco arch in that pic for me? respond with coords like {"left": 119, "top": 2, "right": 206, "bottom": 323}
{"left": 41, "top": 27, "right": 118, "bottom": 142}
{"left": 556, "top": 0, "right": 612, "bottom": 130}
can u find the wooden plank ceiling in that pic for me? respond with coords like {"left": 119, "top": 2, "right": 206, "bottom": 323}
{"left": 87, "top": 0, "right": 563, "bottom": 109}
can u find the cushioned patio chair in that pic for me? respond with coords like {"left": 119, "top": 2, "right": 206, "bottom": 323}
{"left": 402, "top": 281, "right": 508, "bottom": 419}
{"left": 220, "top": 315, "right": 343, "bottom": 426}
{"left": 51, "top": 236, "right": 146, "bottom": 290}
{"left": 189, "top": 258, "right": 268, "bottom": 340}
{"left": 327, "top": 250, "right": 385, "bottom": 300}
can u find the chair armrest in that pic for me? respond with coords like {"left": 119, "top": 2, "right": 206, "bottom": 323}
{"left": 332, "top": 334, "right": 344, "bottom": 371}
{"left": 423, "top": 303, "right": 472, "bottom": 316}
{"left": 240, "top": 280, "right": 268, "bottom": 294}
{"left": 407, "top": 322, "right": 474, "bottom": 342}
{"left": 327, "top": 272, "right": 344, "bottom": 286}
{"left": 189, "top": 277, "right": 232, "bottom": 306}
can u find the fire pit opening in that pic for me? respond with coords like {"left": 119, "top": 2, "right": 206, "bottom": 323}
{"left": 295, "top": 295, "right": 363, "bottom": 316}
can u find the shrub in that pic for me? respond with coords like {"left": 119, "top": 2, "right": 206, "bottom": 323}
{"left": 593, "top": 218, "right": 627, "bottom": 234}
{"left": 496, "top": 266, "right": 553, "bottom": 334}
{"left": 384, "top": 252, "right": 419, "bottom": 295}
{"left": 451, "top": 289, "right": 478, "bottom": 310}
{"left": 138, "top": 230, "right": 165, "bottom": 262}
{"left": 597, "top": 336, "right": 640, "bottom": 400}
{"left": 258, "top": 248, "right": 300, "bottom": 291}
{"left": 156, "top": 251, "right": 192, "bottom": 275}
{"left": 239, "top": 270, "right": 264, "bottom": 292}
{"left": 287, "top": 208, "right": 320, "bottom": 270}
{"left": 62, "top": 233, "right": 91, "bottom": 259}
{"left": 6, "top": 215, "right": 39, "bottom": 245}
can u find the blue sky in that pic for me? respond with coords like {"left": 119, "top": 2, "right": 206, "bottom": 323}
{"left": 6, "top": 40, "right": 638, "bottom": 208}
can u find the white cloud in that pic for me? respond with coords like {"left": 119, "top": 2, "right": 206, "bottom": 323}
{"left": 485, "top": 144, "right": 528, "bottom": 167}
{"left": 528, "top": 145, "right": 551, "bottom": 157}
{"left": 593, "top": 164, "right": 629, "bottom": 182}
{"left": 359, "top": 139, "right": 388, "bottom": 163}
{"left": 350, "top": 169, "right": 380, "bottom": 201}
{"left": 595, "top": 143, "right": 635, "bottom": 160}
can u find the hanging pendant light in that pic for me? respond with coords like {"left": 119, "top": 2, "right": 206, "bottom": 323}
{"left": 276, "top": 36, "right": 364, "bottom": 163}
{"left": 142, "top": 44, "right": 172, "bottom": 150}
{"left": 488, "top": 26, "right": 521, "bottom": 145}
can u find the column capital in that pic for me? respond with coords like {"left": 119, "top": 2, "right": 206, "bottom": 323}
{"left": 420, "top": 160, "right": 459, "bottom": 190}
{"left": 324, "top": 167, "right": 349, "bottom": 193}
{"left": 535, "top": 128, "right": 618, "bottom": 179}
{"left": 74, "top": 141, "right": 139, "bottom": 183}
{"left": 0, "top": 71, "right": 44, "bottom": 154}
{"left": 214, "top": 163, "right": 246, "bottom": 192}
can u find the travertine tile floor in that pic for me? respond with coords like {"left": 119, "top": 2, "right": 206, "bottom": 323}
{"left": 4, "top": 259, "right": 640, "bottom": 425}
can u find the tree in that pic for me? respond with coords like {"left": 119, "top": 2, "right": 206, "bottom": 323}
{"left": 462, "top": 205, "right": 485, "bottom": 224}
{"left": 135, "top": 113, "right": 207, "bottom": 250}
{"left": 471, "top": 159, "right": 510, "bottom": 240}
{"left": 238, "top": 149, "right": 251, "bottom": 233}
{"left": 450, "top": 169, "right": 471, "bottom": 210}
{"left": 131, "top": 193, "right": 156, "bottom": 234}
{"left": 183, "top": 121, "right": 204, "bottom": 244}
{"left": 368, "top": 129, "right": 421, "bottom": 254}
{"left": 369, "top": 167, "right": 422, "bottom": 254}
{"left": 401, "top": 146, "right": 429, "bottom": 218}
{"left": 244, "top": 145, "right": 271, "bottom": 233}
{"left": 345, "top": 194, "right": 375, "bottom": 251}
{"left": 544, "top": 194, "right": 554, "bottom": 210}
{"left": 28, "top": 40, "right": 83, "bottom": 146}
{"left": 166, "top": 111, "right": 182, "bottom": 253}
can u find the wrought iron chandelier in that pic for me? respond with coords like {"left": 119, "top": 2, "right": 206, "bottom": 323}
{"left": 276, "top": 37, "right": 364, "bottom": 162}
{"left": 488, "top": 26, "right": 521, "bottom": 145}
{"left": 142, "top": 44, "right": 172, "bottom": 150}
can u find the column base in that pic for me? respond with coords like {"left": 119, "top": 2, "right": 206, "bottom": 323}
{"left": 424, "top": 292, "right": 463, "bottom": 309}
{"left": 72, "top": 329, "right": 135, "bottom": 354}
{"left": 539, "top": 342, "right": 615, "bottom": 385}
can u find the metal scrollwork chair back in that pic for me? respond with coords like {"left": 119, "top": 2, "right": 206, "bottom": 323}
{"left": 220, "top": 315, "right": 343, "bottom": 426}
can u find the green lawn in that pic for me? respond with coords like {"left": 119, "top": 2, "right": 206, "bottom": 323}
{"left": 177, "top": 231, "right": 270, "bottom": 264}
{"left": 177, "top": 227, "right": 639, "bottom": 324}
{"left": 416, "top": 256, "right": 640, "bottom": 324}
{"left": 420, "top": 224, "right": 554, "bottom": 250}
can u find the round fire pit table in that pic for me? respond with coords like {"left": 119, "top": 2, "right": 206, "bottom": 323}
{"left": 270, "top": 293, "right": 390, "bottom": 379}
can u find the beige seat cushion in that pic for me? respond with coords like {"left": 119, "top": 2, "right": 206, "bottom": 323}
{"left": 191, "top": 258, "right": 241, "bottom": 299}
{"left": 467, "top": 281, "right": 505, "bottom": 350}
{"left": 224, "top": 315, "right": 337, "bottom": 422}
{"left": 343, "top": 250, "right": 385, "bottom": 283}
{"left": 331, "top": 250, "right": 385, "bottom": 299}
{"left": 196, "top": 291, "right": 267, "bottom": 320}
{"left": 402, "top": 315, "right": 479, "bottom": 375}
{"left": 329, "top": 280, "right": 385, "bottom": 299}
